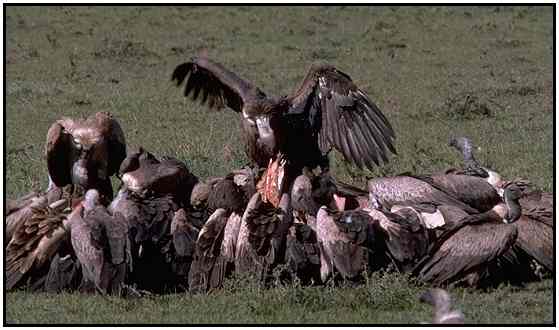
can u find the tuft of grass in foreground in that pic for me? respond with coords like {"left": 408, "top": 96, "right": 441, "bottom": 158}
{"left": 6, "top": 273, "right": 554, "bottom": 324}
{"left": 5, "top": 5, "right": 554, "bottom": 324}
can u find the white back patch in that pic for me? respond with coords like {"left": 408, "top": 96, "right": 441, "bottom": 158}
{"left": 421, "top": 209, "right": 446, "bottom": 229}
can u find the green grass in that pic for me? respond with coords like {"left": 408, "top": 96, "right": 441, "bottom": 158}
{"left": 6, "top": 273, "right": 554, "bottom": 324}
{"left": 5, "top": 5, "right": 554, "bottom": 324}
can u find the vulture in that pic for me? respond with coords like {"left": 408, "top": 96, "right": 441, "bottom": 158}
{"left": 411, "top": 184, "right": 527, "bottom": 287}
{"left": 172, "top": 55, "right": 396, "bottom": 173}
{"left": 367, "top": 175, "right": 480, "bottom": 214}
{"left": 316, "top": 207, "right": 374, "bottom": 282}
{"left": 110, "top": 147, "right": 199, "bottom": 293}
{"left": 285, "top": 222, "right": 321, "bottom": 285}
{"left": 69, "top": 189, "right": 131, "bottom": 295}
{"left": 235, "top": 191, "right": 292, "bottom": 282}
{"left": 447, "top": 137, "right": 553, "bottom": 273}
{"left": 46, "top": 111, "right": 127, "bottom": 203}
{"left": 6, "top": 197, "right": 73, "bottom": 291}
{"left": 447, "top": 136, "right": 505, "bottom": 189}
{"left": 419, "top": 288, "right": 465, "bottom": 324}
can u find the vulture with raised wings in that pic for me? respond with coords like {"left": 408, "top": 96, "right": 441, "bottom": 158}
{"left": 46, "top": 111, "right": 127, "bottom": 203}
{"left": 172, "top": 55, "right": 396, "bottom": 173}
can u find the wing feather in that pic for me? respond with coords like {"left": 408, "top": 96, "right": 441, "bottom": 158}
{"left": 288, "top": 64, "right": 396, "bottom": 170}
{"left": 172, "top": 56, "right": 261, "bottom": 113}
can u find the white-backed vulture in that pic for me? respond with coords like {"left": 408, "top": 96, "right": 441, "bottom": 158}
{"left": 172, "top": 55, "right": 396, "bottom": 173}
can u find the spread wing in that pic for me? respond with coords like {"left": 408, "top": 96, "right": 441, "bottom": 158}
{"left": 172, "top": 56, "right": 263, "bottom": 112}
{"left": 413, "top": 222, "right": 518, "bottom": 286}
{"left": 45, "top": 121, "right": 72, "bottom": 187}
{"left": 287, "top": 64, "right": 396, "bottom": 170}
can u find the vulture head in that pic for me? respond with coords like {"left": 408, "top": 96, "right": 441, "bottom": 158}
{"left": 45, "top": 112, "right": 126, "bottom": 203}
{"left": 420, "top": 288, "right": 465, "bottom": 324}
{"left": 501, "top": 183, "right": 522, "bottom": 224}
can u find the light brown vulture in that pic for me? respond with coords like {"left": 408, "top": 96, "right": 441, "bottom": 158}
{"left": 45, "top": 111, "right": 127, "bottom": 203}
{"left": 69, "top": 189, "right": 131, "bottom": 295}
{"left": 411, "top": 185, "right": 527, "bottom": 287}
{"left": 235, "top": 191, "right": 292, "bottom": 282}
{"left": 367, "top": 175, "right": 480, "bottom": 214}
{"left": 6, "top": 197, "right": 73, "bottom": 291}
{"left": 419, "top": 288, "right": 465, "bottom": 324}
{"left": 316, "top": 207, "right": 374, "bottom": 282}
{"left": 110, "top": 148, "right": 199, "bottom": 293}
{"left": 172, "top": 55, "right": 396, "bottom": 173}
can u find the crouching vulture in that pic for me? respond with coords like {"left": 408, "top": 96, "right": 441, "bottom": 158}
{"left": 172, "top": 55, "right": 396, "bottom": 173}
{"left": 109, "top": 147, "right": 199, "bottom": 293}
{"left": 46, "top": 111, "right": 127, "bottom": 204}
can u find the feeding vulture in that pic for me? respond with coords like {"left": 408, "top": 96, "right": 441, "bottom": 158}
{"left": 411, "top": 185, "right": 526, "bottom": 287}
{"left": 110, "top": 147, "right": 199, "bottom": 292}
{"left": 69, "top": 189, "right": 131, "bottom": 295}
{"left": 172, "top": 55, "right": 396, "bottom": 173}
{"left": 46, "top": 111, "right": 127, "bottom": 203}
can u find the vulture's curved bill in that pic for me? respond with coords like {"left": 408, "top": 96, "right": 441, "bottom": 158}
{"left": 285, "top": 222, "right": 321, "bottom": 285}
{"left": 119, "top": 147, "right": 198, "bottom": 206}
{"left": 6, "top": 198, "right": 71, "bottom": 291}
{"left": 235, "top": 192, "right": 291, "bottom": 281}
{"left": 367, "top": 175, "right": 480, "bottom": 214}
{"left": 70, "top": 190, "right": 131, "bottom": 295}
{"left": 172, "top": 55, "right": 396, "bottom": 172}
{"left": 411, "top": 185, "right": 524, "bottom": 287}
{"left": 316, "top": 207, "right": 373, "bottom": 283}
{"left": 365, "top": 207, "right": 429, "bottom": 272}
{"left": 448, "top": 136, "right": 504, "bottom": 189}
{"left": 419, "top": 288, "right": 465, "bottom": 324}
{"left": 46, "top": 111, "right": 127, "bottom": 203}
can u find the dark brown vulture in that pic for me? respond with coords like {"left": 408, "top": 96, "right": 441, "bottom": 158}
{"left": 285, "top": 222, "right": 321, "bottom": 285}
{"left": 69, "top": 189, "right": 131, "bottom": 295}
{"left": 109, "top": 148, "right": 199, "bottom": 293}
{"left": 172, "top": 55, "right": 396, "bottom": 173}
{"left": 419, "top": 288, "right": 465, "bottom": 324}
{"left": 46, "top": 111, "right": 127, "bottom": 203}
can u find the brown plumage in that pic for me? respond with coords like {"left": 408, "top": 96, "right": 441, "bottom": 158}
{"left": 6, "top": 198, "right": 71, "bottom": 291}
{"left": 316, "top": 207, "right": 373, "bottom": 282}
{"left": 188, "top": 208, "right": 229, "bottom": 293}
{"left": 120, "top": 148, "right": 198, "bottom": 207}
{"left": 172, "top": 56, "right": 396, "bottom": 172}
{"left": 367, "top": 175, "right": 480, "bottom": 214}
{"left": 110, "top": 149, "right": 198, "bottom": 293}
{"left": 285, "top": 222, "right": 321, "bottom": 284}
{"left": 412, "top": 185, "right": 525, "bottom": 287}
{"left": 70, "top": 190, "right": 131, "bottom": 295}
{"left": 235, "top": 192, "right": 292, "bottom": 281}
{"left": 366, "top": 207, "right": 429, "bottom": 272}
{"left": 46, "top": 111, "right": 127, "bottom": 203}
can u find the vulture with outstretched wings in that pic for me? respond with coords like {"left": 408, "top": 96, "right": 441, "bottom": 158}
{"left": 172, "top": 56, "right": 396, "bottom": 172}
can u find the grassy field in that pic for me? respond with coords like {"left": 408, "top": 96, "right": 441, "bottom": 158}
{"left": 5, "top": 5, "right": 554, "bottom": 325}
